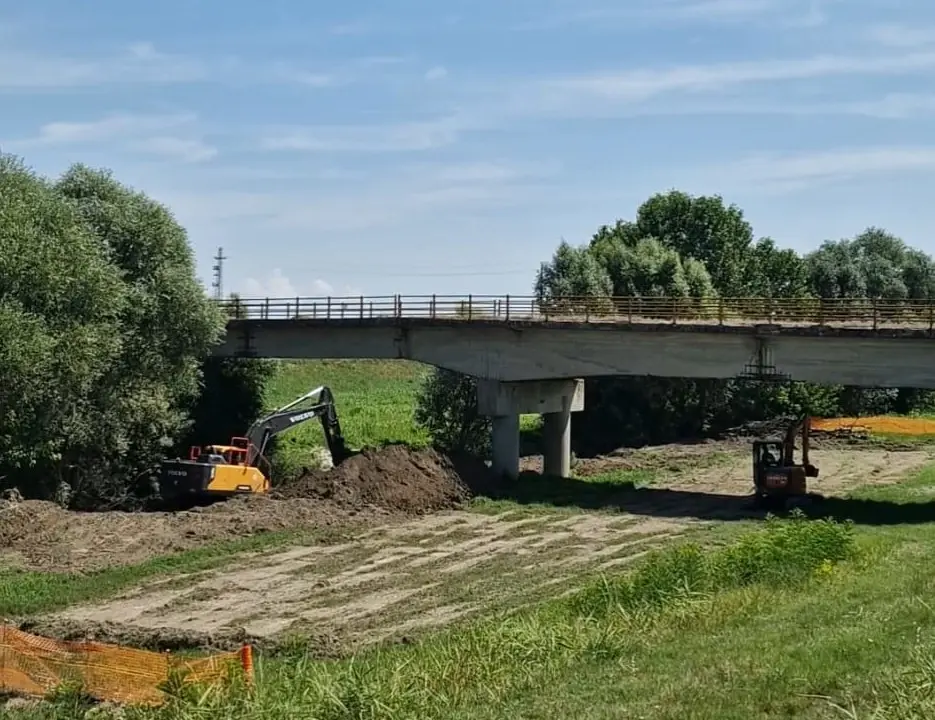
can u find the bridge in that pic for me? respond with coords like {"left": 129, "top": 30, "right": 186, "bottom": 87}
{"left": 216, "top": 294, "right": 935, "bottom": 479}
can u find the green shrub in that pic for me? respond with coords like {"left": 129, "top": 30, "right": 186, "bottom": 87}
{"left": 569, "top": 511, "right": 854, "bottom": 619}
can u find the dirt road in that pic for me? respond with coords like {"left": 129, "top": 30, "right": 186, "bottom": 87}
{"left": 30, "top": 442, "right": 933, "bottom": 651}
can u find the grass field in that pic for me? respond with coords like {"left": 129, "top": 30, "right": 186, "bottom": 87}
{"left": 267, "top": 359, "right": 540, "bottom": 476}
{"left": 14, "top": 469, "right": 935, "bottom": 719}
{"left": 8, "top": 360, "right": 935, "bottom": 718}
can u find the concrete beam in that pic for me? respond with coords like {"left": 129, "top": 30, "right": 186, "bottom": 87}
{"left": 217, "top": 319, "right": 935, "bottom": 389}
{"left": 476, "top": 378, "right": 584, "bottom": 416}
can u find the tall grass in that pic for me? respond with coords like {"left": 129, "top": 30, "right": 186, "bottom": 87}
{"left": 30, "top": 513, "right": 856, "bottom": 720}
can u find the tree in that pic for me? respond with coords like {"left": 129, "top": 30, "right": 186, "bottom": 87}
{"left": 51, "top": 166, "right": 226, "bottom": 505}
{"left": 633, "top": 191, "right": 755, "bottom": 295}
{"left": 0, "top": 153, "right": 242, "bottom": 507}
{"left": 183, "top": 294, "right": 276, "bottom": 453}
{"left": 415, "top": 189, "right": 935, "bottom": 459}
{"left": 414, "top": 369, "right": 490, "bottom": 456}
{"left": 0, "top": 155, "right": 127, "bottom": 498}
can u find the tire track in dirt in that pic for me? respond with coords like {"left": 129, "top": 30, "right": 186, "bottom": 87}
{"left": 47, "top": 510, "right": 686, "bottom": 648}
{"left": 33, "top": 444, "right": 935, "bottom": 651}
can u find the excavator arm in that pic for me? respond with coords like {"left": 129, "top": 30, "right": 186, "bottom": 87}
{"left": 781, "top": 412, "right": 818, "bottom": 477}
{"left": 243, "top": 386, "right": 349, "bottom": 466}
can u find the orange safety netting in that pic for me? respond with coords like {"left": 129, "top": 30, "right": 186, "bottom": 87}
{"left": 810, "top": 416, "right": 935, "bottom": 436}
{"left": 0, "top": 625, "right": 253, "bottom": 706}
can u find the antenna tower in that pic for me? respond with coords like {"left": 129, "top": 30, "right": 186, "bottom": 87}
{"left": 211, "top": 246, "right": 228, "bottom": 300}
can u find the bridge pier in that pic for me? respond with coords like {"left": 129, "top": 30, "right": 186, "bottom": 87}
{"left": 478, "top": 379, "right": 585, "bottom": 479}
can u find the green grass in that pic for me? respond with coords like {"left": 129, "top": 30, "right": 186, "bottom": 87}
{"left": 18, "top": 510, "right": 859, "bottom": 719}
{"left": 266, "top": 360, "right": 430, "bottom": 474}
{"left": 15, "top": 465, "right": 935, "bottom": 719}
{"left": 265, "top": 359, "right": 540, "bottom": 476}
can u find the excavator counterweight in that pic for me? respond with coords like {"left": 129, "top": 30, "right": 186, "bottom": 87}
{"left": 159, "top": 386, "right": 349, "bottom": 503}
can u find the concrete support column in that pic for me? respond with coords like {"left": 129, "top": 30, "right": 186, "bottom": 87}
{"left": 491, "top": 414, "right": 521, "bottom": 480}
{"left": 542, "top": 407, "right": 572, "bottom": 478}
{"left": 478, "top": 378, "right": 584, "bottom": 480}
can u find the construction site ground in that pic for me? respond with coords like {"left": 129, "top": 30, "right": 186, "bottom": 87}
{"left": 3, "top": 436, "right": 933, "bottom": 655}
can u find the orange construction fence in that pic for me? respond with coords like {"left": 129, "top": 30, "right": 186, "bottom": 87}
{"left": 0, "top": 625, "right": 253, "bottom": 706}
{"left": 810, "top": 416, "right": 935, "bottom": 436}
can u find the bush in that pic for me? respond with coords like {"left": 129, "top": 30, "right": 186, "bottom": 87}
{"left": 414, "top": 368, "right": 490, "bottom": 456}
{"left": 568, "top": 511, "right": 855, "bottom": 618}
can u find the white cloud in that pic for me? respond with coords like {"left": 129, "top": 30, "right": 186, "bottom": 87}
{"left": 154, "top": 158, "right": 546, "bottom": 235}
{"left": 0, "top": 42, "right": 205, "bottom": 89}
{"left": 241, "top": 270, "right": 360, "bottom": 298}
{"left": 656, "top": 0, "right": 777, "bottom": 21}
{"left": 523, "top": 0, "right": 826, "bottom": 29}
{"left": 867, "top": 24, "right": 935, "bottom": 49}
{"left": 130, "top": 136, "right": 218, "bottom": 163}
{"left": 539, "top": 52, "right": 935, "bottom": 104}
{"left": 4, "top": 113, "right": 196, "bottom": 149}
{"left": 260, "top": 116, "right": 464, "bottom": 153}
{"left": 719, "top": 146, "right": 935, "bottom": 192}
{"left": 424, "top": 65, "right": 448, "bottom": 81}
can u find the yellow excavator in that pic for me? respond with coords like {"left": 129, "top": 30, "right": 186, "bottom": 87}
{"left": 752, "top": 414, "right": 820, "bottom": 509}
{"left": 159, "top": 386, "right": 350, "bottom": 503}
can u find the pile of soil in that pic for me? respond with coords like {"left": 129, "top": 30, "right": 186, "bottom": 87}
{"left": 274, "top": 446, "right": 493, "bottom": 513}
{"left": 0, "top": 445, "right": 497, "bottom": 574}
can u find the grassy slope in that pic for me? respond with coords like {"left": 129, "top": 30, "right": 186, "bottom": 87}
{"left": 267, "top": 360, "right": 430, "bottom": 474}
{"left": 266, "top": 359, "right": 540, "bottom": 475}
{"left": 139, "top": 469, "right": 935, "bottom": 719}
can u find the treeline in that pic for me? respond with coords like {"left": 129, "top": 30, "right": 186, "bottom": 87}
{"left": 417, "top": 191, "right": 935, "bottom": 457}
{"left": 0, "top": 154, "right": 273, "bottom": 507}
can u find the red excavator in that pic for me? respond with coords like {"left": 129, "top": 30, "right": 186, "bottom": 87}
{"left": 751, "top": 414, "right": 819, "bottom": 509}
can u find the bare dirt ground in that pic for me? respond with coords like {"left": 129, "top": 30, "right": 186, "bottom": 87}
{"left": 21, "top": 438, "right": 934, "bottom": 653}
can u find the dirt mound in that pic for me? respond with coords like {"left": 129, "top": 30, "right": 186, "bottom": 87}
{"left": 275, "top": 445, "right": 486, "bottom": 513}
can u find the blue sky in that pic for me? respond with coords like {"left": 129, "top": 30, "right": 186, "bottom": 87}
{"left": 3, "top": 0, "right": 935, "bottom": 298}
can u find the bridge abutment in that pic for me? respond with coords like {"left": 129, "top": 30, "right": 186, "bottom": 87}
{"left": 478, "top": 379, "right": 584, "bottom": 479}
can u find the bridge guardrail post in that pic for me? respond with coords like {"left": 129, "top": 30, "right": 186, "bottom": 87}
{"left": 431, "top": 294, "right": 436, "bottom": 319}
{"left": 326, "top": 297, "right": 331, "bottom": 319}
{"left": 264, "top": 297, "right": 269, "bottom": 320}
{"left": 872, "top": 298, "right": 878, "bottom": 331}
{"left": 505, "top": 295, "right": 510, "bottom": 321}
{"left": 468, "top": 294, "right": 473, "bottom": 321}
{"left": 359, "top": 296, "right": 364, "bottom": 320}
{"left": 295, "top": 296, "right": 300, "bottom": 319}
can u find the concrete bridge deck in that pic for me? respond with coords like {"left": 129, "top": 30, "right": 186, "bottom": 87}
{"left": 216, "top": 294, "right": 935, "bottom": 478}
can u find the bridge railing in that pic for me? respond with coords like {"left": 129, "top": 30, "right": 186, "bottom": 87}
{"left": 219, "top": 294, "right": 935, "bottom": 330}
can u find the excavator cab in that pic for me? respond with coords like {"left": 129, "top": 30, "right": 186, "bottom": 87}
{"left": 752, "top": 415, "right": 819, "bottom": 509}
{"left": 159, "top": 386, "right": 349, "bottom": 504}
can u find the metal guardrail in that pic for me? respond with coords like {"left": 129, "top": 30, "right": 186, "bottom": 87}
{"left": 219, "top": 294, "right": 935, "bottom": 330}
